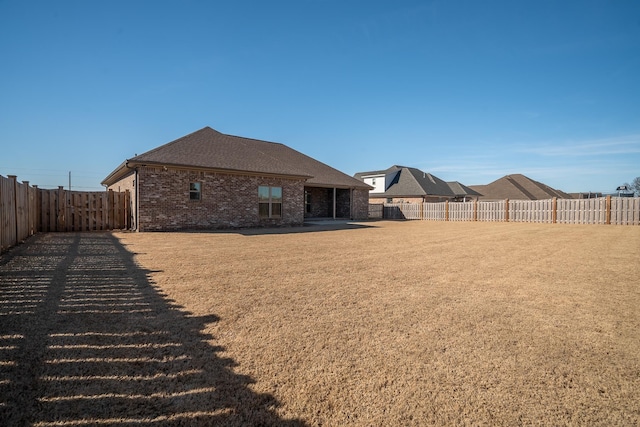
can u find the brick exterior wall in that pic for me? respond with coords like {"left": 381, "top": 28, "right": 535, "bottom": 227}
{"left": 107, "top": 171, "right": 137, "bottom": 229}
{"left": 107, "top": 166, "right": 369, "bottom": 230}
{"left": 111, "top": 166, "right": 305, "bottom": 231}
{"left": 336, "top": 189, "right": 351, "bottom": 218}
{"left": 351, "top": 188, "right": 370, "bottom": 220}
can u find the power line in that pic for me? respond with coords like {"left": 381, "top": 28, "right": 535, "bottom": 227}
{"left": 0, "top": 166, "right": 104, "bottom": 175}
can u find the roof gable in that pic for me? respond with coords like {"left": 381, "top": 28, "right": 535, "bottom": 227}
{"left": 355, "top": 166, "right": 455, "bottom": 197}
{"left": 354, "top": 165, "right": 404, "bottom": 180}
{"left": 406, "top": 169, "right": 455, "bottom": 196}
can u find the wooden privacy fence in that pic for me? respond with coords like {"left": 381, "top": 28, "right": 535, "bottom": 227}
{"left": 376, "top": 196, "right": 640, "bottom": 226}
{"left": 1, "top": 175, "right": 131, "bottom": 252}
{"left": 368, "top": 203, "right": 383, "bottom": 219}
{"left": 0, "top": 175, "right": 38, "bottom": 252}
{"left": 38, "top": 187, "right": 131, "bottom": 232}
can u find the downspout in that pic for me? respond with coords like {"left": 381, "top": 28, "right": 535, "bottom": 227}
{"left": 134, "top": 167, "right": 139, "bottom": 231}
{"left": 124, "top": 160, "right": 139, "bottom": 232}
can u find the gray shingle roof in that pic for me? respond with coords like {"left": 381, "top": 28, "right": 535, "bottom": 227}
{"left": 103, "top": 127, "right": 369, "bottom": 189}
{"left": 447, "top": 181, "right": 482, "bottom": 197}
{"left": 355, "top": 166, "right": 456, "bottom": 197}
{"left": 353, "top": 166, "right": 401, "bottom": 178}
{"left": 469, "top": 174, "right": 570, "bottom": 200}
{"left": 392, "top": 168, "right": 454, "bottom": 196}
{"left": 128, "top": 127, "right": 311, "bottom": 177}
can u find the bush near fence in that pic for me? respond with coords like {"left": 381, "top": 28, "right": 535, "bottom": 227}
{"left": 1, "top": 175, "right": 131, "bottom": 252}
{"left": 377, "top": 197, "right": 640, "bottom": 226}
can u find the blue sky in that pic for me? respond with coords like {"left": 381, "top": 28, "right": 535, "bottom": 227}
{"left": 1, "top": 0, "right": 639, "bottom": 193}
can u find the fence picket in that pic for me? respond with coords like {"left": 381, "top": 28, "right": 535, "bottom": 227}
{"left": 375, "top": 197, "right": 639, "bottom": 226}
{"left": 0, "top": 174, "right": 131, "bottom": 253}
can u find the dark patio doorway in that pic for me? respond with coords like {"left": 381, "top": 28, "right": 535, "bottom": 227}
{"left": 304, "top": 187, "right": 352, "bottom": 219}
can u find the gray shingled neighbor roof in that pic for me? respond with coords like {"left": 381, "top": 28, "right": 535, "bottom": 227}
{"left": 355, "top": 165, "right": 456, "bottom": 198}
{"left": 469, "top": 174, "right": 571, "bottom": 200}
{"left": 102, "top": 127, "right": 370, "bottom": 189}
{"left": 447, "top": 181, "right": 482, "bottom": 197}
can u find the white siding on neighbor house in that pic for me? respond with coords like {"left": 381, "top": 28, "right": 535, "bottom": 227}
{"left": 362, "top": 175, "right": 386, "bottom": 193}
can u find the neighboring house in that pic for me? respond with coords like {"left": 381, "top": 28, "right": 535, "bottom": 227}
{"left": 469, "top": 174, "right": 571, "bottom": 201}
{"left": 570, "top": 192, "right": 603, "bottom": 199}
{"left": 446, "top": 181, "right": 482, "bottom": 202}
{"left": 101, "top": 127, "right": 371, "bottom": 231}
{"left": 354, "top": 165, "right": 478, "bottom": 203}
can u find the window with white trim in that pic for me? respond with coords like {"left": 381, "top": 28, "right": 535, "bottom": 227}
{"left": 190, "top": 182, "right": 201, "bottom": 200}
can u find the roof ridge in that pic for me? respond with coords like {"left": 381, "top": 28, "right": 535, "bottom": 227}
{"left": 222, "top": 132, "right": 286, "bottom": 147}
{"left": 527, "top": 176, "right": 563, "bottom": 197}
{"left": 104, "top": 126, "right": 370, "bottom": 189}
{"left": 403, "top": 168, "right": 454, "bottom": 196}
{"left": 506, "top": 175, "right": 536, "bottom": 199}
{"left": 132, "top": 126, "right": 217, "bottom": 160}
{"left": 221, "top": 133, "right": 309, "bottom": 174}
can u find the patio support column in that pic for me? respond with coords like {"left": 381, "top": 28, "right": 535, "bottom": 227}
{"left": 333, "top": 187, "right": 336, "bottom": 219}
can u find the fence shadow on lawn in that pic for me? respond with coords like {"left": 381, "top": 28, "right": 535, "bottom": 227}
{"left": 0, "top": 233, "right": 306, "bottom": 426}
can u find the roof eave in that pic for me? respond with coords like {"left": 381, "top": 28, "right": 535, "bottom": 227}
{"left": 105, "top": 160, "right": 314, "bottom": 183}
{"left": 101, "top": 160, "right": 132, "bottom": 187}
{"left": 306, "top": 182, "right": 373, "bottom": 190}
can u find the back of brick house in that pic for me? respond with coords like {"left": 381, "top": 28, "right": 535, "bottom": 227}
{"left": 102, "top": 127, "right": 370, "bottom": 231}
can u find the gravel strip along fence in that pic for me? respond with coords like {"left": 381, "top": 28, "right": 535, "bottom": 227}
{"left": 0, "top": 232, "right": 306, "bottom": 426}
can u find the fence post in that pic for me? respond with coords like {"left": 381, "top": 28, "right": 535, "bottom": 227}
{"left": 552, "top": 197, "right": 557, "bottom": 224}
{"left": 606, "top": 195, "right": 611, "bottom": 225}
{"left": 505, "top": 199, "right": 509, "bottom": 222}
{"left": 473, "top": 199, "right": 478, "bottom": 221}
{"left": 9, "top": 175, "right": 18, "bottom": 242}
{"left": 22, "top": 181, "right": 30, "bottom": 236}
{"left": 57, "top": 186, "right": 65, "bottom": 231}
{"left": 445, "top": 200, "right": 449, "bottom": 221}
{"left": 107, "top": 189, "right": 114, "bottom": 229}
{"left": 33, "top": 185, "right": 41, "bottom": 232}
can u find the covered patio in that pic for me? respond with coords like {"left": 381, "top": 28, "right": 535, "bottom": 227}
{"left": 304, "top": 186, "right": 365, "bottom": 220}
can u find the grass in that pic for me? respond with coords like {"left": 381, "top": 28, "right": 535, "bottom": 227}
{"left": 113, "top": 221, "right": 640, "bottom": 425}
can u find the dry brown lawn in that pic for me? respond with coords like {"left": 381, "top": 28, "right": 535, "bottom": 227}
{"left": 122, "top": 221, "right": 640, "bottom": 425}
{"left": 1, "top": 221, "right": 639, "bottom": 425}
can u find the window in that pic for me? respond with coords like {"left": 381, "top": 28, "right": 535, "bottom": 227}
{"left": 259, "top": 186, "right": 282, "bottom": 218}
{"left": 305, "top": 190, "right": 312, "bottom": 214}
{"left": 190, "top": 182, "right": 201, "bottom": 200}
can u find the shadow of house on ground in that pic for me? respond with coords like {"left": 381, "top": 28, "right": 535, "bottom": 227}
{"left": 197, "top": 220, "right": 378, "bottom": 236}
{"left": 0, "top": 233, "right": 306, "bottom": 426}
